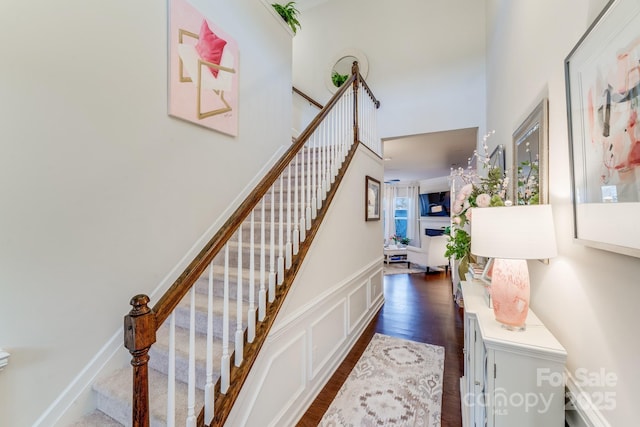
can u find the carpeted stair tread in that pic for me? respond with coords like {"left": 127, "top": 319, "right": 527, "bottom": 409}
{"left": 68, "top": 410, "right": 123, "bottom": 426}
{"left": 172, "top": 289, "right": 249, "bottom": 335}
{"left": 150, "top": 322, "right": 226, "bottom": 390}
{"left": 93, "top": 366, "right": 204, "bottom": 427}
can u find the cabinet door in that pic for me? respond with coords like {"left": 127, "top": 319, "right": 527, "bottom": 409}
{"left": 489, "top": 350, "right": 565, "bottom": 427}
{"left": 463, "top": 315, "right": 488, "bottom": 427}
{"left": 462, "top": 313, "right": 476, "bottom": 425}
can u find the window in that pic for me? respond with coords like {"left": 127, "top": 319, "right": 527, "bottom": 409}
{"left": 394, "top": 197, "right": 409, "bottom": 238}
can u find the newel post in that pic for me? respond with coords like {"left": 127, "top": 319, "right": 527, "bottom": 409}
{"left": 124, "top": 294, "right": 157, "bottom": 427}
{"left": 352, "top": 61, "right": 360, "bottom": 144}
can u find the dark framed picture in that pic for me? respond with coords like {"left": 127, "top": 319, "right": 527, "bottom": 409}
{"left": 565, "top": 0, "right": 640, "bottom": 258}
{"left": 365, "top": 176, "right": 381, "bottom": 221}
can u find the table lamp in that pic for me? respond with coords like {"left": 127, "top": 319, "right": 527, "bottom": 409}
{"left": 470, "top": 205, "right": 557, "bottom": 330}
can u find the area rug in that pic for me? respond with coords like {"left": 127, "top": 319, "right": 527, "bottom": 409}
{"left": 319, "top": 333, "right": 445, "bottom": 427}
{"left": 383, "top": 263, "right": 424, "bottom": 275}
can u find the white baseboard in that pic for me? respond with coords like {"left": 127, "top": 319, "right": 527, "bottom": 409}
{"left": 34, "top": 146, "right": 288, "bottom": 427}
{"left": 565, "top": 369, "right": 612, "bottom": 427}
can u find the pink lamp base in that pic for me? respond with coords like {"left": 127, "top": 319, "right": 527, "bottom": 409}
{"left": 490, "top": 258, "right": 530, "bottom": 331}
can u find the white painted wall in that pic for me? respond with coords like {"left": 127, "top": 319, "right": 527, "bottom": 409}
{"left": 226, "top": 145, "right": 385, "bottom": 426}
{"left": 419, "top": 176, "right": 450, "bottom": 194}
{"left": 292, "top": 0, "right": 487, "bottom": 141}
{"left": 0, "top": 0, "right": 292, "bottom": 425}
{"left": 485, "top": 1, "right": 640, "bottom": 425}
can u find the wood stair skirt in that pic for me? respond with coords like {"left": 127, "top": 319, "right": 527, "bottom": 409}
{"left": 71, "top": 145, "right": 356, "bottom": 426}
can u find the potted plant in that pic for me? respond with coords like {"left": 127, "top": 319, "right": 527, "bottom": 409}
{"left": 390, "top": 234, "right": 411, "bottom": 247}
{"left": 331, "top": 71, "right": 349, "bottom": 88}
{"left": 272, "top": 2, "right": 301, "bottom": 34}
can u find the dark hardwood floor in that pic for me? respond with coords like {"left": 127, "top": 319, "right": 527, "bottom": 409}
{"left": 297, "top": 271, "right": 464, "bottom": 427}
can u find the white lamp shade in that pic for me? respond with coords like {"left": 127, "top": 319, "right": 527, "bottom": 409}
{"left": 470, "top": 205, "right": 558, "bottom": 260}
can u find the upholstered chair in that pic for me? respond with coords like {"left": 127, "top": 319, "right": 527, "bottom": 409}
{"left": 406, "top": 234, "right": 450, "bottom": 273}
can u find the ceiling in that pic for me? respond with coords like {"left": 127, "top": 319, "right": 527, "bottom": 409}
{"left": 382, "top": 127, "right": 478, "bottom": 183}
{"left": 292, "top": 0, "right": 479, "bottom": 184}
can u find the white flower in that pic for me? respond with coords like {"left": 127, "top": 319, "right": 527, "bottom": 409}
{"left": 476, "top": 193, "right": 491, "bottom": 208}
{"left": 453, "top": 216, "right": 461, "bottom": 225}
{"left": 460, "top": 184, "right": 473, "bottom": 197}
{"left": 452, "top": 202, "right": 463, "bottom": 215}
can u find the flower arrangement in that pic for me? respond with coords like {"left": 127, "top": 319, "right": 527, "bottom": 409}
{"left": 445, "top": 132, "right": 510, "bottom": 274}
{"left": 390, "top": 234, "right": 411, "bottom": 246}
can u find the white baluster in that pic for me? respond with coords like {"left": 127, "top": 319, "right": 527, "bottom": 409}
{"left": 205, "top": 261, "right": 214, "bottom": 424}
{"left": 316, "top": 131, "right": 323, "bottom": 210}
{"left": 236, "top": 227, "right": 244, "bottom": 367}
{"left": 300, "top": 150, "right": 307, "bottom": 241}
{"left": 277, "top": 175, "right": 285, "bottom": 285}
{"left": 167, "top": 312, "right": 176, "bottom": 427}
{"left": 285, "top": 164, "right": 292, "bottom": 269}
{"left": 269, "top": 186, "right": 277, "bottom": 302}
{"left": 248, "top": 211, "right": 256, "bottom": 342}
{"left": 307, "top": 132, "right": 318, "bottom": 221}
{"left": 186, "top": 288, "right": 196, "bottom": 427}
{"left": 331, "top": 112, "right": 337, "bottom": 182}
{"left": 221, "top": 245, "right": 230, "bottom": 394}
{"left": 259, "top": 200, "right": 267, "bottom": 321}
{"left": 321, "top": 125, "right": 328, "bottom": 199}
{"left": 293, "top": 154, "right": 301, "bottom": 251}
{"left": 343, "top": 94, "right": 349, "bottom": 159}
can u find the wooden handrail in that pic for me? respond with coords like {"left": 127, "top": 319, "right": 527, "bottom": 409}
{"left": 125, "top": 61, "right": 380, "bottom": 427}
{"left": 359, "top": 75, "right": 381, "bottom": 109}
{"left": 152, "top": 72, "right": 357, "bottom": 328}
{"left": 292, "top": 86, "right": 323, "bottom": 109}
{"left": 209, "top": 138, "right": 362, "bottom": 427}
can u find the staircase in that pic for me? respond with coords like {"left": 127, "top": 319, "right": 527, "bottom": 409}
{"left": 71, "top": 155, "right": 318, "bottom": 426}
{"left": 70, "top": 63, "right": 380, "bottom": 427}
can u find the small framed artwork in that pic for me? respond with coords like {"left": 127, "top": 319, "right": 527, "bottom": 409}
{"left": 480, "top": 258, "right": 494, "bottom": 286}
{"left": 365, "top": 176, "right": 381, "bottom": 221}
{"left": 565, "top": 0, "right": 640, "bottom": 258}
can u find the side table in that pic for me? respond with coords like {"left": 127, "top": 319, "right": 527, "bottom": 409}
{"left": 383, "top": 247, "right": 409, "bottom": 267}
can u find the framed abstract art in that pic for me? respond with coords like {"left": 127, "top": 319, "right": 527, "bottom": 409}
{"left": 168, "top": 0, "right": 239, "bottom": 136}
{"left": 565, "top": 0, "right": 640, "bottom": 258}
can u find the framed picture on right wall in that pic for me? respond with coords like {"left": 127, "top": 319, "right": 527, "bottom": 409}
{"left": 565, "top": 0, "right": 640, "bottom": 258}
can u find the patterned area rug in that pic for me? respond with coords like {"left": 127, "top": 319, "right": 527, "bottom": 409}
{"left": 319, "top": 333, "right": 445, "bottom": 427}
{"left": 383, "top": 263, "right": 425, "bottom": 275}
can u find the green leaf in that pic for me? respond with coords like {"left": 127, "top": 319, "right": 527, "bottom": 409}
{"left": 272, "top": 2, "right": 301, "bottom": 34}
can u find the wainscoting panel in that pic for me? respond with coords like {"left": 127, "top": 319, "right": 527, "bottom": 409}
{"left": 348, "top": 280, "right": 369, "bottom": 334}
{"left": 224, "top": 260, "right": 384, "bottom": 427}
{"left": 369, "top": 268, "right": 383, "bottom": 307}
{"left": 239, "top": 332, "right": 307, "bottom": 427}
{"left": 310, "top": 300, "right": 347, "bottom": 379}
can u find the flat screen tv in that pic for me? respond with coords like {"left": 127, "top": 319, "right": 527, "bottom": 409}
{"left": 419, "top": 191, "right": 450, "bottom": 217}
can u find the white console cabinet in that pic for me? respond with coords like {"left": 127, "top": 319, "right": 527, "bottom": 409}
{"left": 460, "top": 281, "right": 567, "bottom": 427}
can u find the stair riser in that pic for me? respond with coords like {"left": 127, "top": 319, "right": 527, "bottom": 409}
{"left": 250, "top": 204, "right": 320, "bottom": 221}
{"left": 211, "top": 245, "right": 293, "bottom": 269}
{"left": 194, "top": 277, "right": 263, "bottom": 302}
{"left": 173, "top": 304, "right": 244, "bottom": 337}
{"left": 148, "top": 346, "right": 214, "bottom": 391}
{"left": 95, "top": 393, "right": 132, "bottom": 427}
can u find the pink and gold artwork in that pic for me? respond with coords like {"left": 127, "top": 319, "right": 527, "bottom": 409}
{"left": 168, "top": 0, "right": 238, "bottom": 136}
{"left": 586, "top": 36, "right": 640, "bottom": 198}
